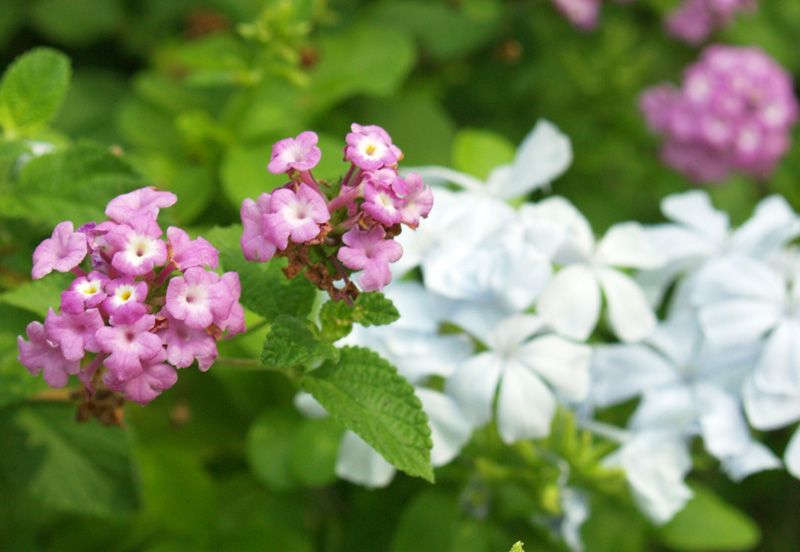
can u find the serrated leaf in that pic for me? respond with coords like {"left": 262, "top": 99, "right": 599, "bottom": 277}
{"left": 319, "top": 292, "right": 400, "bottom": 342}
{"left": 658, "top": 482, "right": 761, "bottom": 551}
{"left": 205, "top": 225, "right": 317, "bottom": 322}
{"left": 1, "top": 141, "right": 146, "bottom": 228}
{"left": 0, "top": 403, "right": 139, "bottom": 517}
{"left": 301, "top": 346, "right": 433, "bottom": 482}
{"left": 0, "top": 48, "right": 71, "bottom": 135}
{"left": 261, "top": 314, "right": 338, "bottom": 368}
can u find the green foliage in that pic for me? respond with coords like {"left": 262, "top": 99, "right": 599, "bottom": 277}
{"left": 0, "top": 141, "right": 146, "bottom": 228}
{"left": 302, "top": 346, "right": 434, "bottom": 482}
{"left": 319, "top": 291, "right": 400, "bottom": 342}
{"left": 0, "top": 403, "right": 139, "bottom": 518}
{"left": 0, "top": 272, "right": 71, "bottom": 318}
{"left": 657, "top": 482, "right": 761, "bottom": 551}
{"left": 0, "top": 47, "right": 71, "bottom": 137}
{"left": 452, "top": 128, "right": 516, "bottom": 181}
{"left": 261, "top": 314, "right": 338, "bottom": 368}
{"left": 206, "top": 225, "right": 317, "bottom": 322}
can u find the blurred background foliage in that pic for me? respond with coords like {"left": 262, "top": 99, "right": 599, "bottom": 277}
{"left": 2, "top": 0, "right": 800, "bottom": 551}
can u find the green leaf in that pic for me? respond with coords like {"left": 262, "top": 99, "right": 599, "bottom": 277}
{"left": 452, "top": 128, "right": 516, "bottom": 181}
{"left": 0, "top": 273, "right": 71, "bottom": 318}
{"left": 1, "top": 141, "right": 146, "bottom": 228}
{"left": 289, "top": 417, "right": 343, "bottom": 487}
{"left": 509, "top": 543, "right": 525, "bottom": 552}
{"left": 319, "top": 292, "right": 400, "bottom": 342}
{"left": 301, "top": 346, "right": 433, "bottom": 482}
{"left": 0, "top": 48, "right": 71, "bottom": 136}
{"left": 303, "top": 24, "right": 416, "bottom": 115}
{"left": 261, "top": 314, "right": 338, "bottom": 368}
{"left": 391, "top": 489, "right": 460, "bottom": 552}
{"left": 658, "top": 482, "right": 761, "bottom": 551}
{"left": 206, "top": 225, "right": 317, "bottom": 322}
{"left": 30, "top": 0, "right": 123, "bottom": 46}
{"left": 0, "top": 403, "right": 139, "bottom": 517}
{"left": 245, "top": 408, "right": 303, "bottom": 491}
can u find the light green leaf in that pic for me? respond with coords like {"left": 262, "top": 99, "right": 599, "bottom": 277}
{"left": 0, "top": 48, "right": 71, "bottom": 136}
{"left": 452, "top": 128, "right": 516, "bottom": 181}
{"left": 301, "top": 346, "right": 433, "bottom": 482}
{"left": 0, "top": 403, "right": 139, "bottom": 517}
{"left": 260, "top": 314, "right": 338, "bottom": 368}
{"left": 206, "top": 225, "right": 317, "bottom": 322}
{"left": 303, "top": 24, "right": 416, "bottom": 115}
{"left": 0, "top": 273, "right": 71, "bottom": 318}
{"left": 319, "top": 292, "right": 399, "bottom": 343}
{"left": 658, "top": 482, "right": 761, "bottom": 551}
{"left": 1, "top": 141, "right": 146, "bottom": 228}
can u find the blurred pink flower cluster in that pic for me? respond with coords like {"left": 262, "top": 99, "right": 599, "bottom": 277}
{"left": 640, "top": 45, "right": 798, "bottom": 183}
{"left": 241, "top": 124, "right": 433, "bottom": 301}
{"left": 17, "top": 188, "right": 244, "bottom": 407}
{"left": 550, "top": 0, "right": 635, "bottom": 31}
{"left": 666, "top": 0, "right": 756, "bottom": 44}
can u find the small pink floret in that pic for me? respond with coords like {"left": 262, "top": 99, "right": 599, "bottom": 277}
{"left": 267, "top": 131, "right": 322, "bottom": 174}
{"left": 32, "top": 221, "right": 88, "bottom": 279}
{"left": 105, "top": 187, "right": 178, "bottom": 224}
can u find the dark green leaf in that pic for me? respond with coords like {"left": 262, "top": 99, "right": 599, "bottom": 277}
{"left": 0, "top": 403, "right": 139, "bottom": 517}
{"left": 301, "top": 346, "right": 433, "bottom": 482}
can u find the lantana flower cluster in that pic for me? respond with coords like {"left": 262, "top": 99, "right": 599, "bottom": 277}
{"left": 550, "top": 0, "right": 635, "bottom": 31}
{"left": 641, "top": 44, "right": 799, "bottom": 183}
{"left": 17, "top": 187, "right": 244, "bottom": 408}
{"left": 240, "top": 124, "right": 433, "bottom": 301}
{"left": 665, "top": 0, "right": 756, "bottom": 45}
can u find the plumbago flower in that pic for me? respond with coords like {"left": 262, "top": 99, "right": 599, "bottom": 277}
{"left": 641, "top": 45, "right": 799, "bottom": 183}
{"left": 665, "top": 0, "right": 756, "bottom": 45}
{"left": 240, "top": 124, "right": 433, "bottom": 302}
{"left": 550, "top": 0, "right": 636, "bottom": 31}
{"left": 17, "top": 187, "right": 244, "bottom": 412}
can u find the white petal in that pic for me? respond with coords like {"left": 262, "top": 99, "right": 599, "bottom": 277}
{"left": 695, "top": 384, "right": 751, "bottom": 459}
{"left": 416, "top": 388, "right": 473, "bottom": 467}
{"left": 590, "top": 344, "right": 679, "bottom": 408}
{"left": 604, "top": 431, "right": 693, "bottom": 525}
{"left": 445, "top": 352, "right": 503, "bottom": 427}
{"left": 486, "top": 314, "right": 547, "bottom": 354}
{"left": 531, "top": 196, "right": 595, "bottom": 262}
{"left": 496, "top": 360, "right": 556, "bottom": 443}
{"left": 630, "top": 387, "right": 695, "bottom": 434}
{"left": 784, "top": 427, "right": 800, "bottom": 479}
{"left": 383, "top": 281, "right": 458, "bottom": 331}
{"left": 742, "top": 378, "right": 800, "bottom": 430}
{"left": 691, "top": 255, "right": 786, "bottom": 306}
{"left": 335, "top": 431, "right": 396, "bottom": 488}
{"left": 647, "top": 309, "right": 702, "bottom": 367}
{"left": 595, "top": 222, "right": 666, "bottom": 269}
{"left": 660, "top": 190, "right": 729, "bottom": 244}
{"left": 753, "top": 318, "right": 800, "bottom": 395}
{"left": 516, "top": 335, "right": 591, "bottom": 400}
{"left": 404, "top": 165, "right": 486, "bottom": 193}
{"left": 643, "top": 225, "right": 714, "bottom": 264}
{"left": 598, "top": 268, "right": 657, "bottom": 343}
{"left": 486, "top": 119, "right": 572, "bottom": 199}
{"left": 537, "top": 264, "right": 601, "bottom": 341}
{"left": 723, "top": 440, "right": 782, "bottom": 482}
{"left": 732, "top": 195, "right": 800, "bottom": 257}
{"left": 697, "top": 300, "right": 782, "bottom": 349}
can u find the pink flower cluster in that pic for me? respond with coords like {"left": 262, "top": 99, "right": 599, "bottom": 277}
{"left": 241, "top": 124, "right": 433, "bottom": 300}
{"left": 17, "top": 188, "right": 244, "bottom": 406}
{"left": 550, "top": 0, "right": 635, "bottom": 31}
{"left": 640, "top": 45, "right": 799, "bottom": 183}
{"left": 666, "top": 0, "right": 756, "bottom": 45}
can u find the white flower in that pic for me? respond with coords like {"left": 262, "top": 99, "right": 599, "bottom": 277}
{"left": 445, "top": 310, "right": 591, "bottom": 444}
{"left": 603, "top": 430, "right": 694, "bottom": 525}
{"left": 640, "top": 191, "right": 800, "bottom": 306}
{"left": 534, "top": 196, "right": 665, "bottom": 342}
{"left": 590, "top": 310, "right": 779, "bottom": 482}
